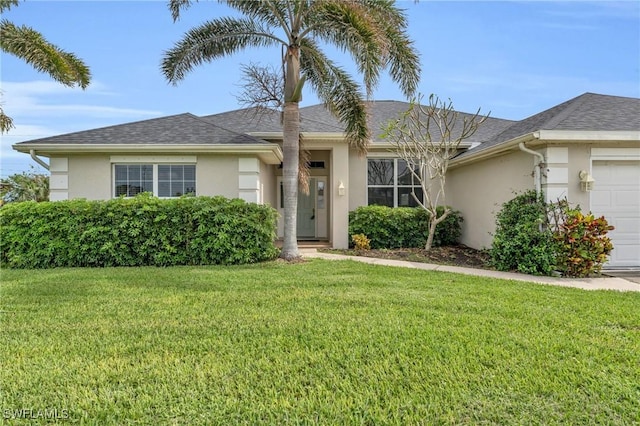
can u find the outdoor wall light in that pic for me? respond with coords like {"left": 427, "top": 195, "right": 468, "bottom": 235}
{"left": 578, "top": 170, "right": 595, "bottom": 192}
{"left": 338, "top": 181, "right": 346, "bottom": 196}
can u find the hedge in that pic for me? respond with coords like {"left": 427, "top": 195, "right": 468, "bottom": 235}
{"left": 0, "top": 194, "right": 279, "bottom": 268}
{"left": 348, "top": 205, "right": 462, "bottom": 249}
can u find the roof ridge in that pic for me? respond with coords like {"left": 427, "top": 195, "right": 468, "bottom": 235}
{"left": 189, "top": 113, "right": 270, "bottom": 143}
{"left": 540, "top": 93, "right": 590, "bottom": 130}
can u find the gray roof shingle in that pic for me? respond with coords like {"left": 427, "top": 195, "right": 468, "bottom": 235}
{"left": 15, "top": 93, "right": 637, "bottom": 154}
{"left": 457, "top": 93, "right": 640, "bottom": 158}
{"left": 14, "top": 113, "right": 270, "bottom": 146}
{"left": 202, "top": 101, "right": 514, "bottom": 143}
{"left": 201, "top": 106, "right": 346, "bottom": 133}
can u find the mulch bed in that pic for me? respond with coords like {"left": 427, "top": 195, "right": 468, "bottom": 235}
{"left": 322, "top": 245, "right": 491, "bottom": 269}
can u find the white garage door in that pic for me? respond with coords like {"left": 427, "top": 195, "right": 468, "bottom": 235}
{"left": 591, "top": 160, "right": 640, "bottom": 268}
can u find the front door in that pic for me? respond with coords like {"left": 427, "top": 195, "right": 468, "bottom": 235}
{"left": 277, "top": 177, "right": 327, "bottom": 240}
{"left": 297, "top": 180, "right": 316, "bottom": 238}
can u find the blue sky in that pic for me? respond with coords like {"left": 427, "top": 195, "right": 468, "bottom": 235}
{"left": 1, "top": 0, "right": 639, "bottom": 176}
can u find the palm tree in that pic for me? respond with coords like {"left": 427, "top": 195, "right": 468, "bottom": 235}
{"left": 0, "top": 0, "right": 91, "bottom": 133}
{"left": 162, "top": 0, "right": 420, "bottom": 259}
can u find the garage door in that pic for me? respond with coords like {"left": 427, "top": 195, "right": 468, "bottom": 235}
{"left": 591, "top": 160, "right": 640, "bottom": 268}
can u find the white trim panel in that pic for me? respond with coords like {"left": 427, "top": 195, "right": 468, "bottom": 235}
{"left": 591, "top": 147, "right": 640, "bottom": 161}
{"left": 110, "top": 155, "right": 197, "bottom": 163}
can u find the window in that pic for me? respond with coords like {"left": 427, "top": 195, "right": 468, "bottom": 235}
{"left": 367, "top": 159, "right": 423, "bottom": 207}
{"left": 158, "top": 165, "right": 196, "bottom": 197}
{"left": 114, "top": 165, "right": 154, "bottom": 197}
{"left": 114, "top": 164, "right": 196, "bottom": 197}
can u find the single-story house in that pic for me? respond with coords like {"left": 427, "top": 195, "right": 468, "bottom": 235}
{"left": 13, "top": 92, "right": 640, "bottom": 268}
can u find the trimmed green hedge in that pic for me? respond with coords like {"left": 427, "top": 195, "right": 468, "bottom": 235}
{"left": 0, "top": 194, "right": 279, "bottom": 268}
{"left": 349, "top": 205, "right": 462, "bottom": 249}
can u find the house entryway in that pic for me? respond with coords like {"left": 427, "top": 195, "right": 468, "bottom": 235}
{"left": 277, "top": 176, "right": 328, "bottom": 241}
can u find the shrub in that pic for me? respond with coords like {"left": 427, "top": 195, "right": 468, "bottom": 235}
{"left": 348, "top": 205, "right": 462, "bottom": 249}
{"left": 351, "top": 233, "right": 371, "bottom": 251}
{"left": 552, "top": 208, "right": 614, "bottom": 278}
{"left": 490, "top": 191, "right": 557, "bottom": 275}
{"left": 0, "top": 194, "right": 279, "bottom": 268}
{"left": 490, "top": 191, "right": 615, "bottom": 277}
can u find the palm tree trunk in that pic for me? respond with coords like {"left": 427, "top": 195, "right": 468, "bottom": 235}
{"left": 281, "top": 46, "right": 301, "bottom": 260}
{"left": 281, "top": 101, "right": 300, "bottom": 260}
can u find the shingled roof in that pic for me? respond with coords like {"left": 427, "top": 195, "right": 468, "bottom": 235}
{"left": 14, "top": 93, "right": 637, "bottom": 155}
{"left": 201, "top": 106, "right": 347, "bottom": 134}
{"left": 457, "top": 93, "right": 640, "bottom": 158}
{"left": 202, "top": 101, "right": 514, "bottom": 143}
{"left": 13, "top": 113, "right": 270, "bottom": 146}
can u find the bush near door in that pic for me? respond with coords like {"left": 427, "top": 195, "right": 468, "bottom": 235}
{"left": 349, "top": 205, "right": 462, "bottom": 249}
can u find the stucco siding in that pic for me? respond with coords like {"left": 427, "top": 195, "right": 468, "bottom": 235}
{"left": 348, "top": 148, "right": 367, "bottom": 210}
{"left": 261, "top": 161, "right": 276, "bottom": 207}
{"left": 448, "top": 151, "right": 535, "bottom": 249}
{"left": 196, "top": 155, "right": 239, "bottom": 199}
{"left": 68, "top": 155, "right": 112, "bottom": 200}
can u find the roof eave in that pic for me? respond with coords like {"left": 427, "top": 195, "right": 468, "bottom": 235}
{"left": 13, "top": 143, "right": 284, "bottom": 165}
{"left": 449, "top": 132, "right": 541, "bottom": 168}
{"left": 448, "top": 130, "right": 640, "bottom": 168}
{"left": 248, "top": 132, "right": 348, "bottom": 140}
{"left": 536, "top": 130, "right": 640, "bottom": 141}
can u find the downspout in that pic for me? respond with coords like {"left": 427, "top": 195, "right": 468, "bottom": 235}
{"left": 518, "top": 142, "right": 544, "bottom": 195}
{"left": 30, "top": 149, "right": 49, "bottom": 171}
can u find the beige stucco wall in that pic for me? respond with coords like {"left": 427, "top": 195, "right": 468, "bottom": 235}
{"left": 196, "top": 155, "right": 239, "bottom": 199}
{"left": 348, "top": 148, "right": 367, "bottom": 210}
{"left": 64, "top": 154, "right": 264, "bottom": 201}
{"left": 67, "top": 154, "right": 112, "bottom": 200}
{"left": 448, "top": 150, "right": 535, "bottom": 249}
{"left": 261, "top": 161, "right": 276, "bottom": 207}
{"left": 331, "top": 143, "right": 350, "bottom": 248}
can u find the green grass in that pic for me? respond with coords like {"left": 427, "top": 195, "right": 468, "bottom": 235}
{"left": 2, "top": 260, "right": 639, "bottom": 425}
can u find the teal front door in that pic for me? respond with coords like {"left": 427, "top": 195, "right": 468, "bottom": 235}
{"left": 297, "top": 178, "right": 317, "bottom": 238}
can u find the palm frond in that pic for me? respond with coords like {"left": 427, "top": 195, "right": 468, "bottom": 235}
{"left": 365, "top": 1, "right": 421, "bottom": 97}
{"left": 223, "top": 0, "right": 290, "bottom": 32}
{"left": 168, "top": 0, "right": 194, "bottom": 22}
{"left": 0, "top": 106, "right": 14, "bottom": 134}
{"left": 305, "top": 0, "right": 384, "bottom": 97}
{"left": 306, "top": 0, "right": 420, "bottom": 99}
{"left": 0, "top": 20, "right": 91, "bottom": 89}
{"left": 0, "top": 0, "right": 20, "bottom": 13}
{"left": 161, "top": 17, "right": 285, "bottom": 84}
{"left": 300, "top": 38, "right": 369, "bottom": 153}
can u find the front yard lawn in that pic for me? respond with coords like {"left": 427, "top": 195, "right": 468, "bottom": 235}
{"left": 2, "top": 260, "right": 639, "bottom": 424}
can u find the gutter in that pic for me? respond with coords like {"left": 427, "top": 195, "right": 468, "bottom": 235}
{"left": 30, "top": 150, "right": 49, "bottom": 171}
{"left": 518, "top": 142, "right": 545, "bottom": 195}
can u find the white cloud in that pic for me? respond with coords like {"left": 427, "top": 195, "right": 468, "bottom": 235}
{"left": 0, "top": 79, "right": 162, "bottom": 120}
{"left": 0, "top": 124, "right": 59, "bottom": 175}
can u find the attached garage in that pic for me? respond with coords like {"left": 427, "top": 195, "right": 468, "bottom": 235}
{"left": 591, "top": 160, "right": 640, "bottom": 268}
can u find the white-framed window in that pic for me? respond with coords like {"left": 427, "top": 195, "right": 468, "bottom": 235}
{"left": 367, "top": 158, "right": 423, "bottom": 207}
{"left": 114, "top": 164, "right": 196, "bottom": 197}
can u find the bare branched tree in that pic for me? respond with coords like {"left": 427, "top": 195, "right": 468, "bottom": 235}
{"left": 235, "top": 63, "right": 311, "bottom": 192}
{"left": 383, "top": 94, "right": 489, "bottom": 250}
{"left": 236, "top": 62, "right": 284, "bottom": 112}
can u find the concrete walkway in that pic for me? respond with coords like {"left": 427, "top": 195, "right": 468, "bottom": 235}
{"left": 301, "top": 249, "right": 640, "bottom": 292}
